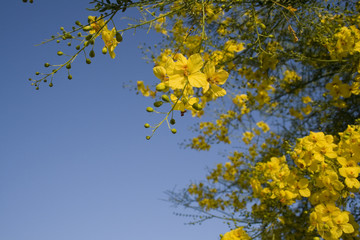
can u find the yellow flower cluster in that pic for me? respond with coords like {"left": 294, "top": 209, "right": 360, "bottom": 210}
{"left": 153, "top": 52, "right": 229, "bottom": 113}
{"left": 88, "top": 16, "right": 120, "bottom": 58}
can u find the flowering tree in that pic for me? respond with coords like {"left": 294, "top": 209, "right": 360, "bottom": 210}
{"left": 26, "top": 0, "right": 360, "bottom": 239}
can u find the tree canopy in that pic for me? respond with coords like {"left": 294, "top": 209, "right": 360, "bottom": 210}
{"left": 26, "top": 0, "right": 360, "bottom": 239}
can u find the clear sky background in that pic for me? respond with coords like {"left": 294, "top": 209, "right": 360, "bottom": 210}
{"left": 0, "top": 1, "right": 231, "bottom": 240}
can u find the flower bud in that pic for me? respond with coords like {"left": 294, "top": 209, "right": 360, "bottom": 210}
{"left": 44, "top": 63, "right": 50, "bottom": 67}
{"left": 156, "top": 82, "right": 166, "bottom": 91}
{"left": 171, "top": 128, "right": 177, "bottom": 134}
{"left": 85, "top": 34, "right": 93, "bottom": 41}
{"left": 115, "top": 32, "right": 123, "bottom": 42}
{"left": 161, "top": 95, "right": 170, "bottom": 102}
{"left": 170, "top": 119, "right": 176, "bottom": 125}
{"left": 86, "top": 58, "right": 91, "bottom": 64}
{"left": 146, "top": 107, "right": 154, "bottom": 112}
{"left": 102, "top": 47, "right": 108, "bottom": 54}
{"left": 76, "top": 45, "right": 81, "bottom": 50}
{"left": 57, "top": 51, "right": 63, "bottom": 56}
{"left": 192, "top": 103, "right": 203, "bottom": 111}
{"left": 153, "top": 101, "right": 163, "bottom": 107}
{"left": 89, "top": 49, "right": 95, "bottom": 58}
{"left": 66, "top": 63, "right": 71, "bottom": 69}
{"left": 49, "top": 83, "right": 53, "bottom": 87}
{"left": 146, "top": 136, "right": 151, "bottom": 140}
{"left": 144, "top": 123, "right": 150, "bottom": 128}
{"left": 68, "top": 74, "right": 73, "bottom": 80}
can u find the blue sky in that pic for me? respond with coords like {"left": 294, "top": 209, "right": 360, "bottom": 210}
{"left": 0, "top": 1, "right": 231, "bottom": 240}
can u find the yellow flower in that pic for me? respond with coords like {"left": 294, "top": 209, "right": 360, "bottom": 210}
{"left": 168, "top": 53, "right": 208, "bottom": 90}
{"left": 222, "top": 227, "right": 251, "bottom": 240}
{"left": 101, "top": 28, "right": 118, "bottom": 59}
{"left": 170, "top": 94, "right": 199, "bottom": 112}
{"left": 88, "top": 16, "right": 108, "bottom": 37}
{"left": 203, "top": 61, "right": 229, "bottom": 97}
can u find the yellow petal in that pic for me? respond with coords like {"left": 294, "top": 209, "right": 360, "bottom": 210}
{"left": 188, "top": 72, "right": 208, "bottom": 89}
{"left": 188, "top": 54, "right": 204, "bottom": 73}
{"left": 209, "top": 84, "right": 226, "bottom": 97}
{"left": 168, "top": 74, "right": 187, "bottom": 89}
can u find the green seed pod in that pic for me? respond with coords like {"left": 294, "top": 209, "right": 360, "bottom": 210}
{"left": 156, "top": 82, "right": 166, "bottom": 91}
{"left": 83, "top": 26, "right": 92, "bottom": 32}
{"left": 192, "top": 103, "right": 203, "bottom": 111}
{"left": 146, "top": 136, "right": 151, "bottom": 140}
{"left": 89, "top": 49, "right": 95, "bottom": 58}
{"left": 85, "top": 34, "right": 93, "bottom": 41}
{"left": 66, "top": 63, "right": 71, "bottom": 69}
{"left": 68, "top": 75, "right": 73, "bottom": 80}
{"left": 115, "top": 32, "right": 123, "bottom": 42}
{"left": 76, "top": 45, "right": 81, "bottom": 50}
{"left": 57, "top": 51, "right": 63, "bottom": 56}
{"left": 170, "top": 119, "right": 176, "bottom": 125}
{"left": 44, "top": 63, "right": 50, "bottom": 68}
{"left": 49, "top": 83, "right": 53, "bottom": 87}
{"left": 171, "top": 128, "right": 177, "bottom": 134}
{"left": 144, "top": 123, "right": 150, "bottom": 128}
{"left": 161, "top": 95, "right": 170, "bottom": 102}
{"left": 153, "top": 101, "right": 163, "bottom": 107}
{"left": 146, "top": 107, "right": 154, "bottom": 112}
{"left": 102, "top": 47, "right": 108, "bottom": 54}
{"left": 86, "top": 58, "right": 91, "bottom": 64}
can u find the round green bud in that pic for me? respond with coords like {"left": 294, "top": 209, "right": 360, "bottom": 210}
{"left": 153, "top": 101, "right": 163, "bottom": 108}
{"left": 259, "top": 23, "right": 266, "bottom": 30}
{"left": 29, "top": 0, "right": 33, "bottom": 3}
{"left": 171, "top": 128, "right": 177, "bottom": 134}
{"left": 85, "top": 34, "right": 93, "bottom": 41}
{"left": 49, "top": 83, "right": 53, "bottom": 87}
{"left": 170, "top": 119, "right": 176, "bottom": 125}
{"left": 146, "top": 107, "right": 154, "bottom": 112}
{"left": 28, "top": 78, "right": 32, "bottom": 81}
{"left": 76, "top": 45, "right": 81, "bottom": 50}
{"left": 43, "top": 79, "right": 47, "bottom": 83}
{"left": 115, "top": 32, "right": 123, "bottom": 42}
{"left": 84, "top": 41, "right": 89, "bottom": 47}
{"left": 82, "top": 26, "right": 92, "bottom": 32}
{"left": 89, "top": 39, "right": 95, "bottom": 45}
{"left": 156, "top": 82, "right": 166, "bottom": 91}
{"left": 66, "top": 63, "right": 71, "bottom": 69}
{"left": 161, "top": 95, "right": 170, "bottom": 102}
{"left": 44, "top": 63, "right": 50, "bottom": 68}
{"left": 23, "top": 0, "right": 27, "bottom": 2}
{"left": 56, "top": 40, "right": 60, "bottom": 43}
{"left": 77, "top": 32, "right": 82, "bottom": 37}
{"left": 68, "top": 74, "right": 73, "bottom": 80}
{"left": 62, "top": 36, "right": 66, "bottom": 40}
{"left": 67, "top": 42, "right": 71, "bottom": 46}
{"left": 192, "top": 103, "right": 203, "bottom": 111}
{"left": 269, "top": 34, "right": 274, "bottom": 38}
{"left": 89, "top": 49, "right": 95, "bottom": 58}
{"left": 36, "top": 86, "right": 39, "bottom": 90}
{"left": 102, "top": 47, "right": 108, "bottom": 54}
{"left": 86, "top": 58, "right": 91, "bottom": 64}
{"left": 144, "top": 123, "right": 150, "bottom": 128}
{"left": 65, "top": 33, "right": 72, "bottom": 39}
{"left": 35, "top": 72, "right": 40, "bottom": 75}
{"left": 57, "top": 51, "right": 63, "bottom": 56}
{"left": 146, "top": 136, "right": 151, "bottom": 140}
{"left": 60, "top": 27, "right": 64, "bottom": 31}
{"left": 75, "top": 21, "right": 81, "bottom": 26}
